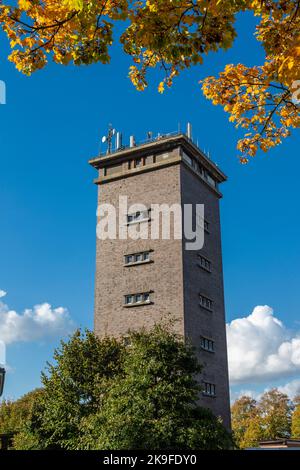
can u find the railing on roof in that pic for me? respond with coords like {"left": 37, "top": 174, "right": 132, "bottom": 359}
{"left": 98, "top": 130, "right": 190, "bottom": 158}
{"left": 96, "top": 129, "right": 218, "bottom": 170}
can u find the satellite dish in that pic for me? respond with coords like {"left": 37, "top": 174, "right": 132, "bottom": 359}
{"left": 102, "top": 136, "right": 107, "bottom": 143}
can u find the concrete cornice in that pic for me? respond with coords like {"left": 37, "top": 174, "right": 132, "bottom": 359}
{"left": 89, "top": 133, "right": 227, "bottom": 183}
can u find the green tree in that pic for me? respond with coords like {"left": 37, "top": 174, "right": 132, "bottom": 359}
{"left": 20, "top": 325, "right": 232, "bottom": 450}
{"left": 0, "top": 388, "right": 43, "bottom": 434}
{"left": 291, "top": 395, "right": 300, "bottom": 438}
{"left": 258, "top": 389, "right": 293, "bottom": 439}
{"left": 0, "top": 388, "right": 44, "bottom": 449}
{"left": 31, "top": 329, "right": 124, "bottom": 449}
{"left": 79, "top": 325, "right": 232, "bottom": 450}
{"left": 240, "top": 415, "right": 264, "bottom": 449}
{"left": 231, "top": 389, "right": 294, "bottom": 448}
{"left": 231, "top": 395, "right": 259, "bottom": 448}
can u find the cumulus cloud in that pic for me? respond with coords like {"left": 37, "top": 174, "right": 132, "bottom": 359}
{"left": 279, "top": 379, "right": 300, "bottom": 399}
{"left": 0, "top": 290, "right": 6, "bottom": 299}
{"left": 0, "top": 291, "right": 75, "bottom": 345}
{"left": 227, "top": 305, "right": 300, "bottom": 384}
{"left": 230, "top": 388, "right": 261, "bottom": 404}
{"left": 231, "top": 379, "right": 300, "bottom": 403}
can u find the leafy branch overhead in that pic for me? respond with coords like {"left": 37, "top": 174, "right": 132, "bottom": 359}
{"left": 0, "top": 1, "right": 299, "bottom": 161}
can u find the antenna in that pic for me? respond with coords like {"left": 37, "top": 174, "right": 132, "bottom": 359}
{"left": 101, "top": 124, "right": 116, "bottom": 155}
{"left": 116, "top": 132, "right": 122, "bottom": 150}
{"left": 130, "top": 135, "right": 136, "bottom": 148}
{"left": 187, "top": 122, "right": 192, "bottom": 140}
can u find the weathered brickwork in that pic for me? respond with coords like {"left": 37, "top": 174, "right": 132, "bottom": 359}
{"left": 90, "top": 135, "right": 231, "bottom": 429}
{"left": 180, "top": 164, "right": 231, "bottom": 429}
{"left": 94, "top": 163, "right": 185, "bottom": 339}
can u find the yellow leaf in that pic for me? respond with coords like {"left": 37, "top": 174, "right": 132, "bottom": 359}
{"left": 63, "top": 0, "right": 84, "bottom": 11}
{"left": 158, "top": 81, "right": 165, "bottom": 94}
{"left": 18, "top": 0, "right": 31, "bottom": 10}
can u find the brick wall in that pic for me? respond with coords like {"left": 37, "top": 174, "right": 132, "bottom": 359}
{"left": 93, "top": 143, "right": 231, "bottom": 430}
{"left": 95, "top": 163, "right": 185, "bottom": 338}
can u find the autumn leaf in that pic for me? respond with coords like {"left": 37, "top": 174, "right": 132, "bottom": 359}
{"left": 0, "top": 0, "right": 299, "bottom": 161}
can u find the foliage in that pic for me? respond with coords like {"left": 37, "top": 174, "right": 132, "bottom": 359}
{"left": 78, "top": 325, "right": 232, "bottom": 450}
{"left": 258, "top": 388, "right": 293, "bottom": 440}
{"left": 31, "top": 329, "right": 124, "bottom": 449}
{"left": 0, "top": 1, "right": 299, "bottom": 161}
{"left": 291, "top": 395, "right": 300, "bottom": 438}
{"left": 16, "top": 325, "right": 232, "bottom": 450}
{"left": 231, "top": 395, "right": 259, "bottom": 447}
{"left": 239, "top": 415, "right": 264, "bottom": 448}
{"left": 231, "top": 388, "right": 294, "bottom": 448}
{"left": 0, "top": 388, "right": 44, "bottom": 449}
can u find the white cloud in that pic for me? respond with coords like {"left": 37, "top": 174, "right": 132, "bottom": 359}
{"left": 0, "top": 291, "right": 75, "bottom": 345}
{"left": 227, "top": 305, "right": 300, "bottom": 384}
{"left": 278, "top": 379, "right": 300, "bottom": 399}
{"left": 231, "top": 379, "right": 300, "bottom": 403}
{"left": 0, "top": 290, "right": 7, "bottom": 299}
{"left": 230, "top": 388, "right": 261, "bottom": 403}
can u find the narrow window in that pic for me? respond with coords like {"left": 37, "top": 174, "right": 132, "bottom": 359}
{"left": 207, "top": 173, "right": 217, "bottom": 188}
{"left": 124, "top": 251, "right": 151, "bottom": 266}
{"left": 182, "top": 152, "right": 192, "bottom": 166}
{"left": 200, "top": 336, "right": 215, "bottom": 352}
{"left": 203, "top": 382, "right": 216, "bottom": 397}
{"left": 198, "top": 255, "right": 212, "bottom": 273}
{"left": 135, "top": 158, "right": 143, "bottom": 168}
{"left": 124, "top": 292, "right": 152, "bottom": 307}
{"left": 127, "top": 210, "right": 150, "bottom": 224}
{"left": 125, "top": 255, "right": 133, "bottom": 265}
{"left": 125, "top": 295, "right": 133, "bottom": 305}
{"left": 199, "top": 294, "right": 213, "bottom": 312}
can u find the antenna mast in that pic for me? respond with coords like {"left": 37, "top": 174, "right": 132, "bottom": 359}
{"left": 101, "top": 124, "right": 116, "bottom": 155}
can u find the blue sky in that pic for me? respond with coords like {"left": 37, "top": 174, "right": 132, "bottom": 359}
{"left": 0, "top": 12, "right": 300, "bottom": 402}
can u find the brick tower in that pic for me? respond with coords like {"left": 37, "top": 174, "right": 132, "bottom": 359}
{"left": 89, "top": 126, "right": 231, "bottom": 429}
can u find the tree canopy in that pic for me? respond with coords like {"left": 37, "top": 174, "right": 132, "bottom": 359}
{"left": 4, "top": 325, "right": 232, "bottom": 450}
{"left": 231, "top": 395, "right": 260, "bottom": 448}
{"left": 231, "top": 389, "right": 295, "bottom": 448}
{"left": 291, "top": 395, "right": 300, "bottom": 438}
{"left": 0, "top": 388, "right": 43, "bottom": 435}
{"left": 0, "top": 1, "right": 299, "bottom": 162}
{"left": 0, "top": 388, "right": 44, "bottom": 449}
{"left": 78, "top": 326, "right": 232, "bottom": 450}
